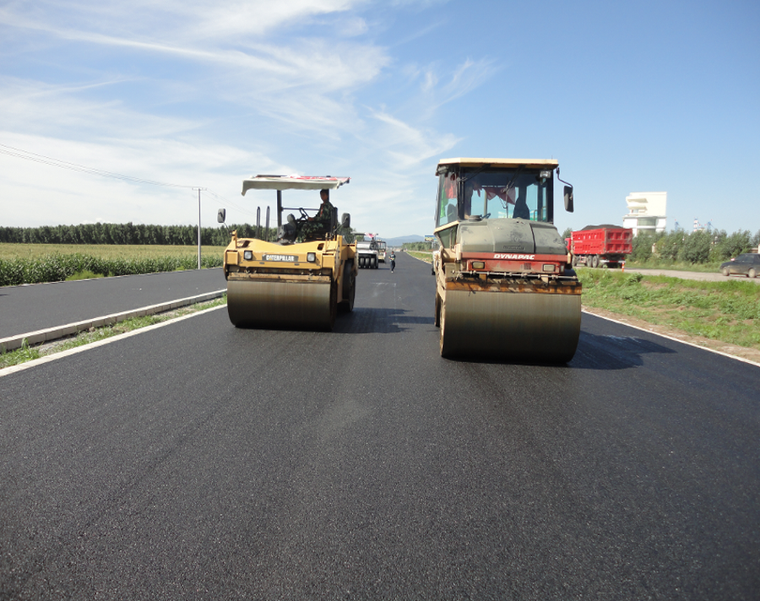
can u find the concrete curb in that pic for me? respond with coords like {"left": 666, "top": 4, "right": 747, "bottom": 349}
{"left": 0, "top": 289, "right": 226, "bottom": 352}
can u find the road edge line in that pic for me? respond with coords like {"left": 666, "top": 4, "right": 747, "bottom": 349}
{"left": 583, "top": 309, "right": 760, "bottom": 369}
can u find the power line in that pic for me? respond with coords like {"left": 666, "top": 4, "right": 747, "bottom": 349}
{"left": 0, "top": 142, "right": 198, "bottom": 189}
{"left": 204, "top": 188, "right": 260, "bottom": 220}
{"left": 1, "top": 141, "right": 262, "bottom": 220}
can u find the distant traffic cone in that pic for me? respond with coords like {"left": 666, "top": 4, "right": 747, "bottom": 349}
{"left": 621, "top": 262, "right": 625, "bottom": 272}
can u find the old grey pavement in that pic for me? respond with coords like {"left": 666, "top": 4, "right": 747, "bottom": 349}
{"left": 0, "top": 268, "right": 226, "bottom": 343}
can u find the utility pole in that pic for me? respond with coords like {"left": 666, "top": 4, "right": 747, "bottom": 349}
{"left": 194, "top": 187, "right": 206, "bottom": 269}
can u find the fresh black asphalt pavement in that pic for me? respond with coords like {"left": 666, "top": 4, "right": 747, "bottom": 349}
{"left": 1, "top": 252, "right": 758, "bottom": 599}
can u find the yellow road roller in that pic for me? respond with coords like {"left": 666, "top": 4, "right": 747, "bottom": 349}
{"left": 222, "top": 175, "right": 357, "bottom": 330}
{"left": 432, "top": 158, "right": 582, "bottom": 362}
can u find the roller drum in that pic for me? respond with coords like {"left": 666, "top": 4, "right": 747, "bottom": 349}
{"left": 440, "top": 289, "right": 581, "bottom": 363}
{"left": 227, "top": 279, "right": 335, "bottom": 330}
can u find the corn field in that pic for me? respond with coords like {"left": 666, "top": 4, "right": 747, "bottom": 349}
{"left": 0, "top": 253, "right": 222, "bottom": 287}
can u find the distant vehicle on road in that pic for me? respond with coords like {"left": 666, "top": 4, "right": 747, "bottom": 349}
{"left": 567, "top": 225, "right": 632, "bottom": 268}
{"left": 720, "top": 253, "right": 760, "bottom": 278}
{"left": 377, "top": 240, "right": 387, "bottom": 263}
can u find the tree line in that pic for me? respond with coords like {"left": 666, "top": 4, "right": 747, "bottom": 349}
{"left": 0, "top": 223, "right": 273, "bottom": 247}
{"left": 402, "top": 241, "right": 435, "bottom": 251}
{"left": 562, "top": 227, "right": 760, "bottom": 265}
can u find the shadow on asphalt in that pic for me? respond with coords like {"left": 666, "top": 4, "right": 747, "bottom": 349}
{"left": 333, "top": 308, "right": 434, "bottom": 335}
{"left": 432, "top": 331, "right": 675, "bottom": 370}
{"left": 569, "top": 331, "right": 676, "bottom": 370}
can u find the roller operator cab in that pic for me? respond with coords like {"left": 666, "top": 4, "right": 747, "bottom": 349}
{"left": 433, "top": 158, "right": 582, "bottom": 362}
{"left": 222, "top": 175, "right": 357, "bottom": 331}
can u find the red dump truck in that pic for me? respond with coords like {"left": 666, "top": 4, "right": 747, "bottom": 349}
{"left": 568, "top": 225, "right": 632, "bottom": 268}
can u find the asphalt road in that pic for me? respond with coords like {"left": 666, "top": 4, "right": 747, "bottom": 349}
{"left": 2, "top": 252, "right": 759, "bottom": 599}
{"left": 0, "top": 268, "right": 226, "bottom": 340}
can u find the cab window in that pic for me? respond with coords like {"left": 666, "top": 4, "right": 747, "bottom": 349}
{"left": 437, "top": 173, "right": 459, "bottom": 227}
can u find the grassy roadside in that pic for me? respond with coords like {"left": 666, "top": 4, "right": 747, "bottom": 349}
{"left": 407, "top": 251, "right": 432, "bottom": 261}
{"left": 0, "top": 296, "right": 227, "bottom": 370}
{"left": 578, "top": 269, "right": 760, "bottom": 350}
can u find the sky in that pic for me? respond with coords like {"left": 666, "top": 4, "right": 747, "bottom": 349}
{"left": 1, "top": 0, "right": 759, "bottom": 240}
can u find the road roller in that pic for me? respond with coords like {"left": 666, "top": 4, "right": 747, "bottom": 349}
{"left": 432, "top": 158, "right": 582, "bottom": 362}
{"left": 222, "top": 175, "right": 357, "bottom": 330}
{"left": 356, "top": 237, "right": 380, "bottom": 269}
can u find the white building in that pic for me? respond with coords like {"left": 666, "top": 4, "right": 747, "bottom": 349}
{"left": 622, "top": 192, "right": 667, "bottom": 236}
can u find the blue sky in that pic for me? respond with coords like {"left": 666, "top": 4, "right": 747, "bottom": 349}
{"left": 1, "top": 0, "right": 758, "bottom": 239}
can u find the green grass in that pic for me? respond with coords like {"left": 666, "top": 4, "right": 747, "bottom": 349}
{"left": 0, "top": 296, "right": 227, "bottom": 370}
{"left": 65, "top": 270, "right": 104, "bottom": 281}
{"left": 578, "top": 269, "right": 760, "bottom": 349}
{"left": 0, "top": 340, "right": 41, "bottom": 368}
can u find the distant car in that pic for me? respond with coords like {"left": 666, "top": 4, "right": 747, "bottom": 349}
{"left": 720, "top": 253, "right": 760, "bottom": 278}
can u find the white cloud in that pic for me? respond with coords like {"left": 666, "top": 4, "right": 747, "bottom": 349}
{"left": 0, "top": 0, "right": 363, "bottom": 42}
{"left": 420, "top": 57, "right": 500, "bottom": 112}
{"left": 422, "top": 70, "right": 437, "bottom": 93}
{"left": 369, "top": 109, "right": 460, "bottom": 168}
{"left": 0, "top": 0, "right": 498, "bottom": 237}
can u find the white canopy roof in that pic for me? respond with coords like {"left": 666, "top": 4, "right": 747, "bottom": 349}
{"left": 242, "top": 175, "right": 350, "bottom": 195}
{"left": 436, "top": 158, "right": 559, "bottom": 172}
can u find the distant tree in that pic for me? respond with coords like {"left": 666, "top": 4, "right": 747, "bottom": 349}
{"left": 678, "top": 230, "right": 712, "bottom": 264}
{"left": 751, "top": 230, "right": 760, "bottom": 252}
{"left": 630, "top": 231, "right": 660, "bottom": 262}
{"left": 711, "top": 229, "right": 751, "bottom": 261}
{"left": 654, "top": 231, "right": 684, "bottom": 261}
{"left": 403, "top": 241, "right": 434, "bottom": 251}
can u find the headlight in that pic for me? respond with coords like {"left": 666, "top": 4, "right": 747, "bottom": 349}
{"left": 471, "top": 261, "right": 485, "bottom": 269}
{"left": 307, "top": 252, "right": 316, "bottom": 262}
{"left": 243, "top": 250, "right": 253, "bottom": 261}
{"left": 542, "top": 264, "right": 556, "bottom": 272}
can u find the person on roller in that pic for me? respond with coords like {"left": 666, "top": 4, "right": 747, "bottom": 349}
{"left": 298, "top": 189, "right": 334, "bottom": 242}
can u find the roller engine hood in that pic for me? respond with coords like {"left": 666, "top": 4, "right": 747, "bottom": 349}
{"left": 457, "top": 218, "right": 567, "bottom": 255}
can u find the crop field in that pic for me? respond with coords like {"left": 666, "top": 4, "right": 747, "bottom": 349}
{"left": 0, "top": 243, "right": 226, "bottom": 261}
{"left": 0, "top": 243, "right": 226, "bottom": 286}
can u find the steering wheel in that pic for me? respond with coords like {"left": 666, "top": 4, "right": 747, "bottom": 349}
{"left": 297, "top": 208, "right": 310, "bottom": 221}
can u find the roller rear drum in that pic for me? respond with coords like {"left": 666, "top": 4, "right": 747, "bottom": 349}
{"left": 227, "top": 279, "right": 336, "bottom": 331}
{"left": 439, "top": 289, "right": 581, "bottom": 363}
